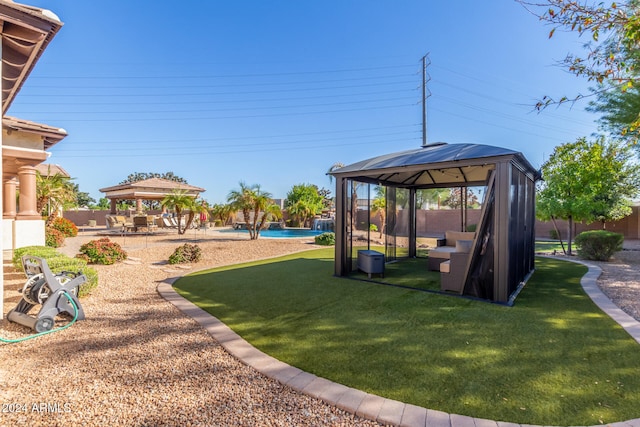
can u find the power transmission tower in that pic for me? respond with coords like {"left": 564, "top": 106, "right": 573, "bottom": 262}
{"left": 421, "top": 53, "right": 432, "bottom": 147}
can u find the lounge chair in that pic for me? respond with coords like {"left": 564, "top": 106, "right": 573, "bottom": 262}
{"left": 161, "top": 217, "right": 177, "bottom": 228}
{"left": 106, "top": 215, "right": 133, "bottom": 231}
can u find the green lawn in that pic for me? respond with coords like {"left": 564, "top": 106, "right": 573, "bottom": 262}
{"left": 535, "top": 240, "right": 570, "bottom": 253}
{"left": 174, "top": 248, "right": 640, "bottom": 425}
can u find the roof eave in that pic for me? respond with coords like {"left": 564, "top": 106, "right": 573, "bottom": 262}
{"left": 0, "top": 1, "right": 63, "bottom": 114}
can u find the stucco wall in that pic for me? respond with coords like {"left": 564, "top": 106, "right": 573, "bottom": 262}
{"left": 64, "top": 205, "right": 640, "bottom": 240}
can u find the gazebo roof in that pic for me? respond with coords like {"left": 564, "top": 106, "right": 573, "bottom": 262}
{"left": 99, "top": 178, "right": 205, "bottom": 201}
{"left": 330, "top": 142, "right": 540, "bottom": 188}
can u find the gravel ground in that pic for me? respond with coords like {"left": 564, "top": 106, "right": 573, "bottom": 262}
{"left": 1, "top": 230, "right": 639, "bottom": 426}
{"left": 1, "top": 230, "right": 383, "bottom": 427}
{"left": 589, "top": 249, "right": 640, "bottom": 321}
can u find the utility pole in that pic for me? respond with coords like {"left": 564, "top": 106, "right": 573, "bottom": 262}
{"left": 421, "top": 53, "right": 431, "bottom": 147}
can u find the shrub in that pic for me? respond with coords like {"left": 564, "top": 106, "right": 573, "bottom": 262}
{"left": 77, "top": 238, "right": 127, "bottom": 265}
{"left": 574, "top": 230, "right": 624, "bottom": 261}
{"left": 168, "top": 243, "right": 202, "bottom": 264}
{"left": 550, "top": 229, "right": 560, "bottom": 240}
{"left": 45, "top": 227, "right": 65, "bottom": 248}
{"left": 466, "top": 224, "right": 477, "bottom": 232}
{"left": 13, "top": 246, "right": 62, "bottom": 269}
{"left": 369, "top": 224, "right": 378, "bottom": 232}
{"left": 12, "top": 247, "right": 98, "bottom": 297}
{"left": 50, "top": 217, "right": 78, "bottom": 237}
{"left": 46, "top": 258, "right": 99, "bottom": 297}
{"left": 315, "top": 232, "right": 336, "bottom": 246}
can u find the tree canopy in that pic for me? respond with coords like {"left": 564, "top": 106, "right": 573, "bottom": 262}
{"left": 519, "top": 0, "right": 640, "bottom": 141}
{"left": 227, "top": 182, "right": 282, "bottom": 239}
{"left": 120, "top": 171, "right": 187, "bottom": 184}
{"left": 284, "top": 184, "right": 324, "bottom": 227}
{"left": 537, "top": 136, "right": 640, "bottom": 254}
{"left": 161, "top": 189, "right": 197, "bottom": 235}
{"left": 35, "top": 170, "right": 76, "bottom": 225}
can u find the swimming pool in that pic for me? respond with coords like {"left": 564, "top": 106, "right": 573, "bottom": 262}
{"left": 219, "top": 228, "right": 325, "bottom": 238}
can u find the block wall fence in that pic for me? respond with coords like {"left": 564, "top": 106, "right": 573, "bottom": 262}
{"left": 63, "top": 205, "right": 640, "bottom": 240}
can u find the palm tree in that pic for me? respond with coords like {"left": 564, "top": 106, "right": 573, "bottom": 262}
{"left": 209, "top": 203, "right": 234, "bottom": 226}
{"left": 227, "top": 182, "right": 281, "bottom": 239}
{"left": 161, "top": 189, "right": 196, "bottom": 235}
{"left": 287, "top": 200, "right": 311, "bottom": 227}
{"left": 327, "top": 162, "right": 345, "bottom": 183}
{"left": 227, "top": 181, "right": 255, "bottom": 233}
{"left": 184, "top": 198, "right": 208, "bottom": 230}
{"left": 36, "top": 169, "right": 76, "bottom": 226}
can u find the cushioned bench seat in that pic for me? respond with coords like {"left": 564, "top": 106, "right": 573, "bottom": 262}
{"left": 427, "top": 230, "right": 475, "bottom": 271}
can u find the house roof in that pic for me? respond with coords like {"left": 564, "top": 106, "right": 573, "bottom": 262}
{"left": 329, "top": 142, "right": 540, "bottom": 188}
{"left": 3, "top": 116, "right": 67, "bottom": 149}
{"left": 0, "top": 0, "right": 63, "bottom": 114}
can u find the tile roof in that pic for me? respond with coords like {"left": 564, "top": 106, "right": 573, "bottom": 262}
{"left": 3, "top": 116, "right": 68, "bottom": 149}
{"left": 99, "top": 178, "right": 206, "bottom": 194}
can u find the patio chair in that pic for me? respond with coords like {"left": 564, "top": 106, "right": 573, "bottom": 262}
{"left": 133, "top": 215, "right": 157, "bottom": 232}
{"left": 162, "top": 217, "right": 177, "bottom": 228}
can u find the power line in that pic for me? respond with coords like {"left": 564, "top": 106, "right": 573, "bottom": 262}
{"left": 51, "top": 136, "right": 422, "bottom": 159}
{"left": 57, "top": 124, "right": 421, "bottom": 146}
{"left": 18, "top": 102, "right": 417, "bottom": 122}
{"left": 27, "top": 63, "right": 417, "bottom": 80}
{"left": 12, "top": 96, "right": 417, "bottom": 115}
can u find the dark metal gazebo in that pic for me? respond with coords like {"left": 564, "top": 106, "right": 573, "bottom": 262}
{"left": 329, "top": 142, "right": 541, "bottom": 304}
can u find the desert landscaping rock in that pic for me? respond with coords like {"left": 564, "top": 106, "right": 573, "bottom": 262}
{"left": 1, "top": 232, "right": 381, "bottom": 426}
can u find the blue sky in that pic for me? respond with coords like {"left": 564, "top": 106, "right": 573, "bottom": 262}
{"left": 11, "top": 1, "right": 600, "bottom": 204}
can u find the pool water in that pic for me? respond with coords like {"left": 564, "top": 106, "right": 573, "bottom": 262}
{"left": 220, "top": 228, "right": 325, "bottom": 238}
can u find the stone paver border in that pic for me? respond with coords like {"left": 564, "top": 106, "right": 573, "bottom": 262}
{"left": 158, "top": 257, "right": 640, "bottom": 427}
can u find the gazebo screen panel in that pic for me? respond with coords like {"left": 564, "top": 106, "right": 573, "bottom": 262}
{"left": 507, "top": 164, "right": 537, "bottom": 297}
{"left": 385, "top": 187, "right": 397, "bottom": 262}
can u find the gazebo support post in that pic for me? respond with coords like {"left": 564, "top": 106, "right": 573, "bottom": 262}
{"left": 493, "top": 161, "right": 511, "bottom": 302}
{"left": 409, "top": 188, "right": 417, "bottom": 258}
{"left": 334, "top": 176, "right": 347, "bottom": 277}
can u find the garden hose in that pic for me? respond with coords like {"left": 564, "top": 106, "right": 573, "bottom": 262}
{"left": 0, "top": 291, "right": 79, "bottom": 344}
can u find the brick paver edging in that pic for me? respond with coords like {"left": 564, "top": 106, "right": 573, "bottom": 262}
{"left": 158, "top": 258, "right": 640, "bottom": 427}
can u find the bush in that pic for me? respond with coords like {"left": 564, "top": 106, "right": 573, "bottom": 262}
{"left": 315, "top": 232, "right": 336, "bottom": 246}
{"left": 12, "top": 246, "right": 98, "bottom": 297}
{"left": 550, "top": 229, "right": 560, "bottom": 240}
{"left": 168, "top": 243, "right": 202, "bottom": 264}
{"left": 77, "top": 238, "right": 127, "bottom": 265}
{"left": 13, "top": 246, "right": 62, "bottom": 269}
{"left": 50, "top": 217, "right": 78, "bottom": 237}
{"left": 574, "top": 230, "right": 624, "bottom": 261}
{"left": 466, "top": 224, "right": 477, "bottom": 232}
{"left": 45, "top": 227, "right": 65, "bottom": 248}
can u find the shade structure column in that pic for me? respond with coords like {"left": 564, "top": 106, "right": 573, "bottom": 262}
{"left": 334, "top": 176, "right": 347, "bottom": 276}
{"left": 16, "top": 165, "right": 40, "bottom": 219}
{"left": 110, "top": 199, "right": 117, "bottom": 214}
{"left": 409, "top": 188, "right": 416, "bottom": 258}
{"left": 3, "top": 178, "right": 17, "bottom": 219}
